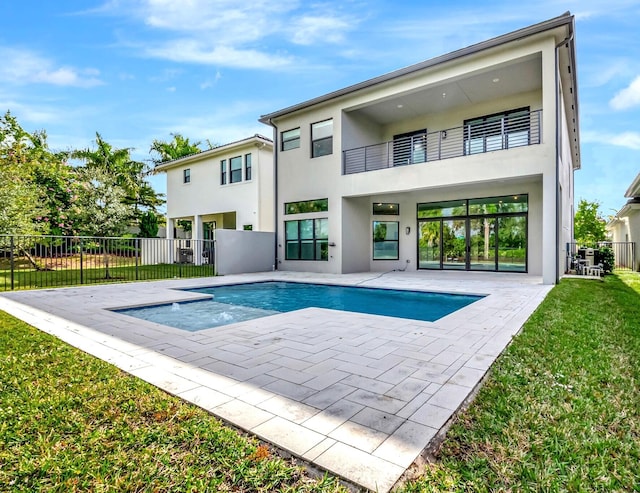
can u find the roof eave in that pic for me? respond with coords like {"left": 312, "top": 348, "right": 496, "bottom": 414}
{"left": 154, "top": 134, "right": 272, "bottom": 171}
{"left": 259, "top": 12, "right": 575, "bottom": 124}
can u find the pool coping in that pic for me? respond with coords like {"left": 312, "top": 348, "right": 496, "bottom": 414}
{"left": 0, "top": 270, "right": 552, "bottom": 492}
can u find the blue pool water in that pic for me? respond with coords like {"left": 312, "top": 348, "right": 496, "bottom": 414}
{"left": 115, "top": 281, "right": 482, "bottom": 332}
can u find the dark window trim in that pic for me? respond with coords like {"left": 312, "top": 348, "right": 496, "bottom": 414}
{"left": 284, "top": 198, "right": 329, "bottom": 215}
{"left": 416, "top": 194, "right": 529, "bottom": 273}
{"left": 372, "top": 202, "right": 400, "bottom": 215}
{"left": 245, "top": 153, "right": 252, "bottom": 181}
{"left": 281, "top": 127, "right": 301, "bottom": 151}
{"left": 230, "top": 156, "right": 242, "bottom": 184}
{"left": 183, "top": 168, "right": 191, "bottom": 183}
{"left": 220, "top": 160, "right": 227, "bottom": 185}
{"left": 311, "top": 118, "right": 333, "bottom": 158}
{"left": 372, "top": 220, "right": 400, "bottom": 260}
{"left": 285, "top": 218, "right": 329, "bottom": 261}
{"left": 463, "top": 107, "right": 531, "bottom": 155}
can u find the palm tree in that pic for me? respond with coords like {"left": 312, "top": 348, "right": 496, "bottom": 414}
{"left": 149, "top": 133, "right": 204, "bottom": 165}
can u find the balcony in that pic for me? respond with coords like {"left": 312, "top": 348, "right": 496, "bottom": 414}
{"left": 343, "top": 109, "right": 541, "bottom": 175}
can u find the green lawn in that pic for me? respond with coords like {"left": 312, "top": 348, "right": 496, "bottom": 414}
{"left": 400, "top": 271, "right": 640, "bottom": 492}
{"left": 1, "top": 273, "right": 639, "bottom": 491}
{"left": 0, "top": 263, "right": 215, "bottom": 291}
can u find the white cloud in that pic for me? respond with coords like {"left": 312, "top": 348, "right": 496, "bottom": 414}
{"left": 0, "top": 47, "right": 103, "bottom": 88}
{"left": 144, "top": 40, "right": 293, "bottom": 69}
{"left": 290, "top": 15, "right": 353, "bottom": 45}
{"left": 583, "top": 130, "right": 640, "bottom": 150}
{"left": 610, "top": 76, "right": 640, "bottom": 110}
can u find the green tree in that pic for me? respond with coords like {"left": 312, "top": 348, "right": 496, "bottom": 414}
{"left": 73, "top": 133, "right": 164, "bottom": 230}
{"left": 138, "top": 211, "right": 159, "bottom": 238}
{"left": 149, "top": 133, "right": 204, "bottom": 165}
{"left": 574, "top": 199, "right": 607, "bottom": 245}
{"left": 0, "top": 111, "right": 69, "bottom": 236}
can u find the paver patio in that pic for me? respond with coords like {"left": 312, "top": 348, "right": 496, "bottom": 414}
{"left": 0, "top": 270, "right": 551, "bottom": 492}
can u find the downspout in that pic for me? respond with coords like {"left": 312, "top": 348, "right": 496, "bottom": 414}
{"left": 555, "top": 27, "right": 574, "bottom": 284}
{"left": 266, "top": 118, "right": 279, "bottom": 270}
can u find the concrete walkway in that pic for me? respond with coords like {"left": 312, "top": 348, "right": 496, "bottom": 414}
{"left": 0, "top": 271, "right": 551, "bottom": 492}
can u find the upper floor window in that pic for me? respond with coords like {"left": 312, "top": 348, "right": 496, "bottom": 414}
{"left": 373, "top": 203, "right": 399, "bottom": 215}
{"left": 183, "top": 168, "right": 191, "bottom": 183}
{"left": 245, "top": 153, "right": 252, "bottom": 181}
{"left": 464, "top": 107, "right": 530, "bottom": 155}
{"left": 285, "top": 198, "right": 328, "bottom": 215}
{"left": 281, "top": 128, "right": 300, "bottom": 151}
{"left": 311, "top": 119, "right": 333, "bottom": 158}
{"left": 230, "top": 156, "right": 242, "bottom": 183}
{"left": 220, "top": 160, "right": 227, "bottom": 185}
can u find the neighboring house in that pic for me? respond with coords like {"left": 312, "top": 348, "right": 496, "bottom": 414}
{"left": 260, "top": 13, "right": 580, "bottom": 284}
{"left": 607, "top": 173, "right": 640, "bottom": 270}
{"left": 155, "top": 134, "right": 275, "bottom": 244}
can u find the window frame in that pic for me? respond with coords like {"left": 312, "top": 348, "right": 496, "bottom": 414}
{"left": 220, "top": 160, "right": 227, "bottom": 185}
{"left": 285, "top": 218, "right": 329, "bottom": 261}
{"left": 463, "top": 107, "right": 530, "bottom": 155}
{"left": 244, "top": 153, "right": 252, "bottom": 181}
{"left": 281, "top": 128, "right": 301, "bottom": 151}
{"left": 372, "top": 221, "right": 400, "bottom": 260}
{"left": 284, "top": 198, "right": 329, "bottom": 215}
{"left": 311, "top": 119, "right": 333, "bottom": 158}
{"left": 372, "top": 203, "right": 400, "bottom": 215}
{"left": 229, "top": 156, "right": 242, "bottom": 184}
{"left": 183, "top": 168, "right": 191, "bottom": 184}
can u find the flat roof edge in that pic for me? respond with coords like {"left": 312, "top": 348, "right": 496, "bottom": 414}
{"left": 259, "top": 13, "right": 574, "bottom": 123}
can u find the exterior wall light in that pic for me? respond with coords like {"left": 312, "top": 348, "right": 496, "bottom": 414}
{"left": 405, "top": 226, "right": 411, "bottom": 235}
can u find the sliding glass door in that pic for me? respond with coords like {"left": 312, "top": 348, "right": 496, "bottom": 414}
{"left": 417, "top": 195, "right": 528, "bottom": 272}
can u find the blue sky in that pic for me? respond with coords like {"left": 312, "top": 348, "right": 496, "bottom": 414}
{"left": 2, "top": 1, "right": 639, "bottom": 217}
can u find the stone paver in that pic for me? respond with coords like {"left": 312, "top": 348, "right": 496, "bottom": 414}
{"left": 0, "top": 270, "right": 551, "bottom": 492}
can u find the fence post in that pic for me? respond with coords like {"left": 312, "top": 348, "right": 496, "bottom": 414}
{"left": 80, "top": 238, "right": 84, "bottom": 284}
{"left": 10, "top": 235, "right": 15, "bottom": 291}
{"left": 135, "top": 238, "right": 139, "bottom": 281}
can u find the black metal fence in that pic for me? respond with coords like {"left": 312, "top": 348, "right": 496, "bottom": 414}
{"left": 566, "top": 241, "right": 636, "bottom": 273}
{"left": 0, "top": 235, "right": 215, "bottom": 291}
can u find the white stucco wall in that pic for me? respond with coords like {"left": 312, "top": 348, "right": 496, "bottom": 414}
{"left": 215, "top": 230, "right": 275, "bottom": 275}
{"left": 271, "top": 26, "right": 575, "bottom": 284}
{"left": 162, "top": 138, "right": 274, "bottom": 236}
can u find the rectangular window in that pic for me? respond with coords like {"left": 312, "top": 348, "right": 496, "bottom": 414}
{"left": 464, "top": 107, "right": 530, "bottom": 155}
{"left": 417, "top": 200, "right": 467, "bottom": 218}
{"left": 230, "top": 156, "right": 242, "bottom": 183}
{"left": 373, "top": 221, "right": 399, "bottom": 260}
{"left": 245, "top": 153, "right": 252, "bottom": 181}
{"left": 468, "top": 195, "right": 528, "bottom": 215}
{"left": 373, "top": 203, "right": 399, "bottom": 215}
{"left": 183, "top": 168, "right": 191, "bottom": 183}
{"left": 285, "top": 218, "right": 328, "bottom": 261}
{"left": 285, "top": 198, "right": 328, "bottom": 215}
{"left": 311, "top": 119, "right": 333, "bottom": 158}
{"left": 393, "top": 129, "right": 427, "bottom": 166}
{"left": 281, "top": 128, "right": 300, "bottom": 151}
{"left": 220, "top": 160, "right": 227, "bottom": 185}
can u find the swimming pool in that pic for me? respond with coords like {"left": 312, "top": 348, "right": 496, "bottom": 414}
{"left": 115, "top": 281, "right": 482, "bottom": 332}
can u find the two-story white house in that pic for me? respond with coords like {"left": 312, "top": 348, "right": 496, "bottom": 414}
{"left": 260, "top": 13, "right": 580, "bottom": 284}
{"left": 156, "top": 134, "right": 275, "bottom": 245}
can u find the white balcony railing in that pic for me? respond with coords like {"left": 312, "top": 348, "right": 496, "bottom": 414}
{"left": 343, "top": 109, "right": 541, "bottom": 175}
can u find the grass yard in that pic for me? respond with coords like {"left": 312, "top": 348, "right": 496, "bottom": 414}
{"left": 0, "top": 263, "right": 215, "bottom": 291}
{"left": 400, "top": 271, "right": 640, "bottom": 492}
{"left": 0, "top": 311, "right": 346, "bottom": 492}
{"left": 1, "top": 272, "right": 638, "bottom": 491}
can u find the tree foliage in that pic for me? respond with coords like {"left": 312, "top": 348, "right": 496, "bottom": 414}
{"left": 574, "top": 199, "right": 607, "bottom": 245}
{"left": 138, "top": 211, "right": 159, "bottom": 238}
{"left": 1, "top": 112, "right": 174, "bottom": 239}
{"left": 150, "top": 133, "right": 204, "bottom": 165}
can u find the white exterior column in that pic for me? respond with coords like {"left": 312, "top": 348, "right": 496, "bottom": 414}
{"left": 193, "top": 214, "right": 203, "bottom": 266}
{"left": 166, "top": 217, "right": 175, "bottom": 264}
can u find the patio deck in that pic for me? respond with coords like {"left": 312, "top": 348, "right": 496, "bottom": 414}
{"left": 0, "top": 270, "right": 551, "bottom": 492}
